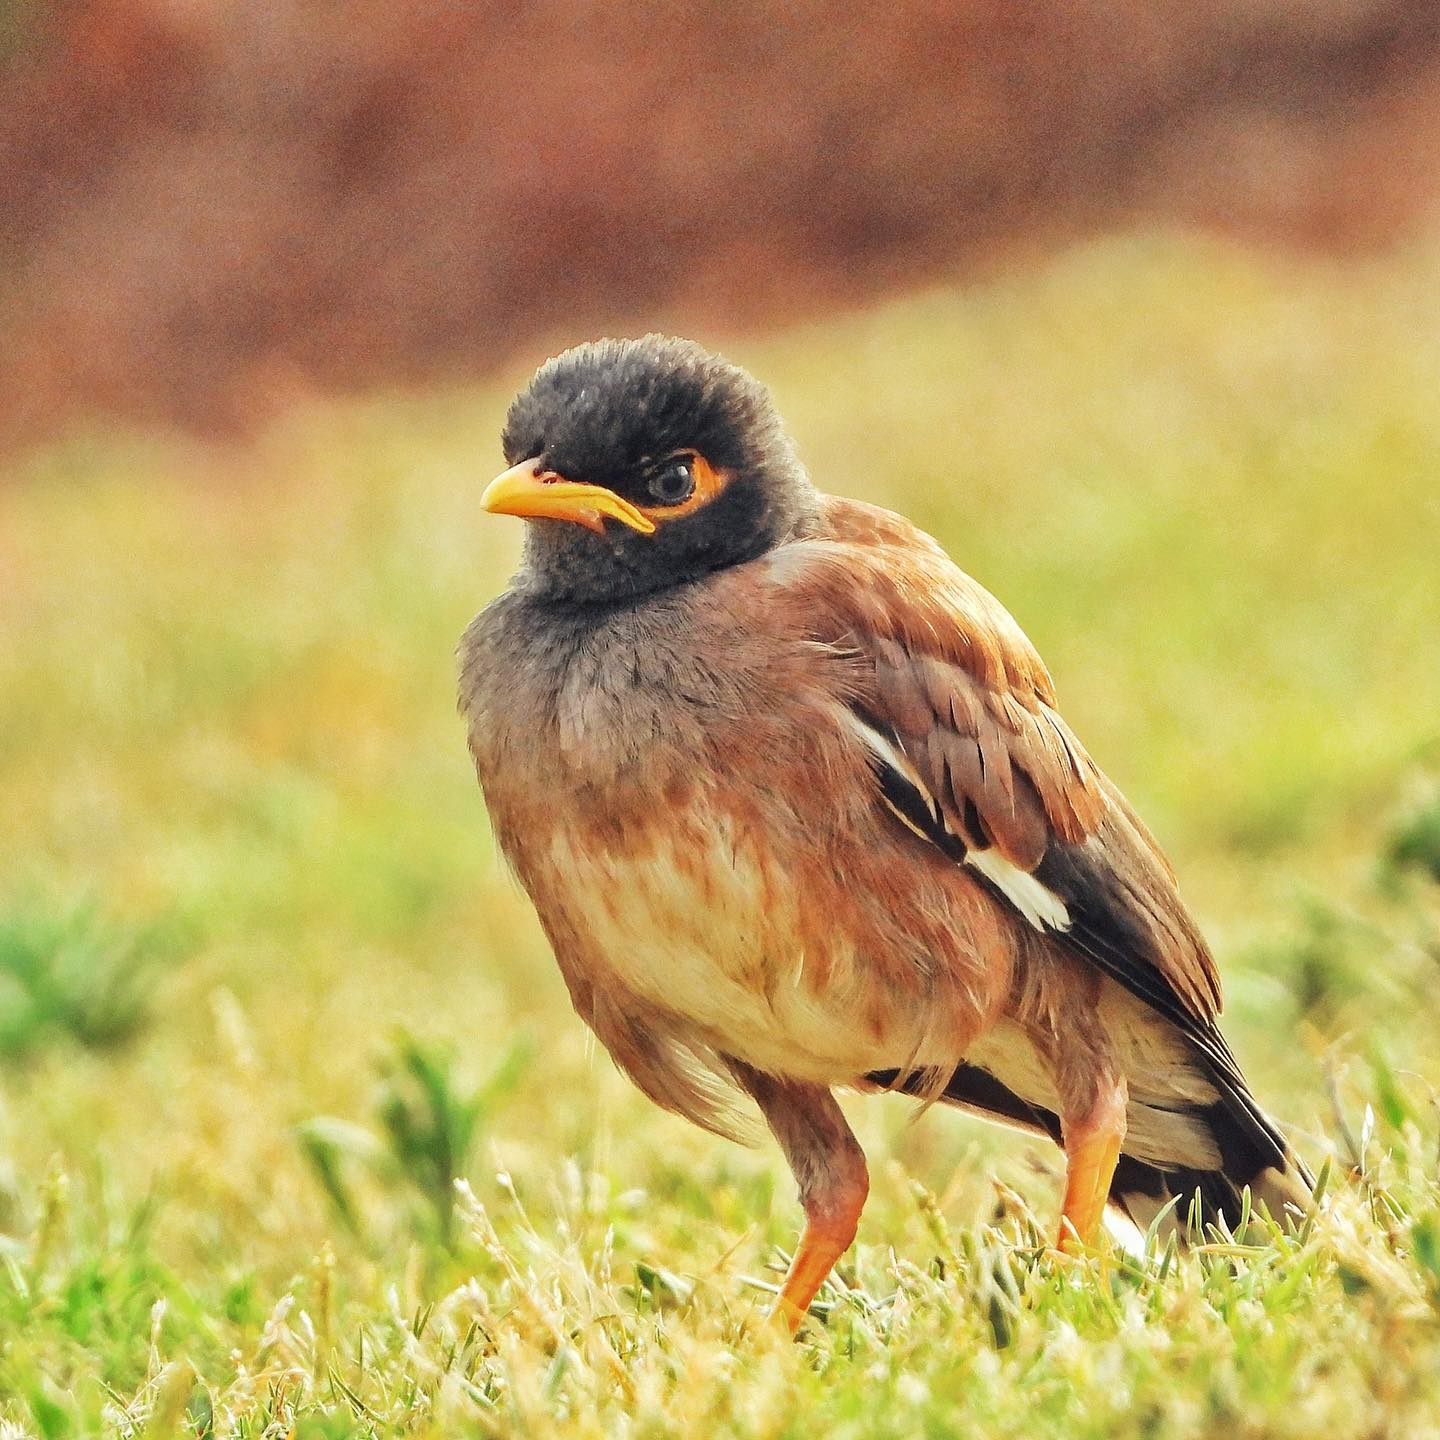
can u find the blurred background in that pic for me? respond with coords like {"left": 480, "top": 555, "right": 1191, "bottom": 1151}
{"left": 6, "top": 0, "right": 1440, "bottom": 438}
{"left": 2, "top": 0, "right": 1440, "bottom": 1426}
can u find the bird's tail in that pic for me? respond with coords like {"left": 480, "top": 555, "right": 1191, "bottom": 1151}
{"left": 1106, "top": 1081, "right": 1314, "bottom": 1242}
{"left": 867, "top": 1058, "right": 1313, "bottom": 1242}
{"left": 1109, "top": 1142, "right": 1312, "bottom": 1242}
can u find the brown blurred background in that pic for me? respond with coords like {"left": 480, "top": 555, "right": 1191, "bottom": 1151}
{"left": 2, "top": 0, "right": 1439, "bottom": 444}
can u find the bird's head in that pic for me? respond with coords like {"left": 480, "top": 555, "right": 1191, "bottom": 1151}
{"left": 483, "top": 335, "right": 818, "bottom": 603}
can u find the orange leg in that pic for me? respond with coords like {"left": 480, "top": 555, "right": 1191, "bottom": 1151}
{"left": 1058, "top": 1076, "right": 1128, "bottom": 1252}
{"left": 725, "top": 1063, "right": 870, "bottom": 1336}
{"left": 774, "top": 1179, "right": 869, "bottom": 1334}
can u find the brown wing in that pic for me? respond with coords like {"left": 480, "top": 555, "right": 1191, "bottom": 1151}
{"left": 782, "top": 495, "right": 1225, "bottom": 1032}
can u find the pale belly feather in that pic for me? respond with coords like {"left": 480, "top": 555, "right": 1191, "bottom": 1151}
{"left": 542, "top": 791, "right": 1224, "bottom": 1168}
{"left": 547, "top": 804, "right": 931, "bottom": 1084}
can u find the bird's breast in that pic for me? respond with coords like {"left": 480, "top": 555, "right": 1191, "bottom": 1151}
{"left": 538, "top": 795, "right": 933, "bottom": 1084}
{"left": 464, "top": 582, "right": 1011, "bottom": 1086}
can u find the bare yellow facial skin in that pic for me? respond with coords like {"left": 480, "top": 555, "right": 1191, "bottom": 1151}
{"left": 482, "top": 453, "right": 732, "bottom": 535}
{"left": 633, "top": 453, "right": 727, "bottom": 526}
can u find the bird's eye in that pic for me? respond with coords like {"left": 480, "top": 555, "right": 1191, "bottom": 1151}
{"left": 646, "top": 456, "right": 696, "bottom": 506}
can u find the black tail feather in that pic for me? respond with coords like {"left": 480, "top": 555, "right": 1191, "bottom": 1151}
{"left": 867, "top": 1060, "right": 1311, "bottom": 1238}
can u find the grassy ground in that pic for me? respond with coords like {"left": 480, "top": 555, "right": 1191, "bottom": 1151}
{"left": 2, "top": 230, "right": 1440, "bottom": 1437}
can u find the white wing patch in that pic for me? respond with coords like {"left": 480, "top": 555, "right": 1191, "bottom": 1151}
{"left": 842, "top": 709, "right": 1072, "bottom": 935}
{"left": 840, "top": 709, "right": 930, "bottom": 800}
{"left": 964, "top": 848, "right": 1071, "bottom": 933}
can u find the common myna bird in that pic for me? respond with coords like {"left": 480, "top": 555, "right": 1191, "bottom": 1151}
{"left": 459, "top": 335, "right": 1311, "bottom": 1331}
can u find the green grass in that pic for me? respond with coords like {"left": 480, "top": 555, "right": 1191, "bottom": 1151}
{"left": 2, "top": 229, "right": 1439, "bottom": 1435}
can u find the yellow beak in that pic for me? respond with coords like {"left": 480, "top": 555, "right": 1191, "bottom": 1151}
{"left": 480, "top": 460, "right": 656, "bottom": 535}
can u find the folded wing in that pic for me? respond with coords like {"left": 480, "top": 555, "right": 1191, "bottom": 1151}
{"left": 777, "top": 497, "right": 1294, "bottom": 1180}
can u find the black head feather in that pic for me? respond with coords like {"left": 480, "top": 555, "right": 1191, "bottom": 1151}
{"left": 500, "top": 335, "right": 818, "bottom": 603}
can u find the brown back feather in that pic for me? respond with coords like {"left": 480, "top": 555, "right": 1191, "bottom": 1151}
{"left": 776, "top": 493, "right": 1224, "bottom": 1026}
